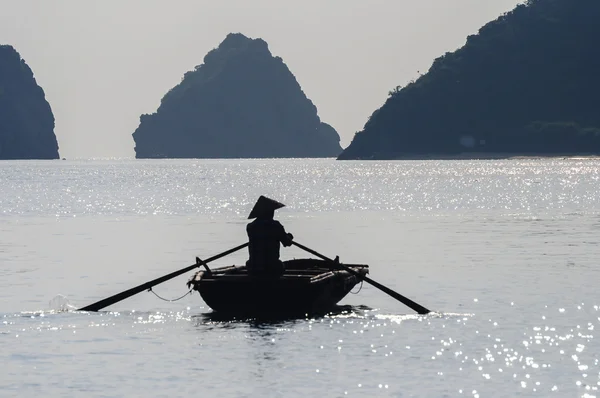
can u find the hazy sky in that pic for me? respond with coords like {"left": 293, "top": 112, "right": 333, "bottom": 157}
{"left": 1, "top": 0, "right": 522, "bottom": 158}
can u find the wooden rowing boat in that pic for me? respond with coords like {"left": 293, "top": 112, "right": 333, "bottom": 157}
{"left": 186, "top": 258, "right": 369, "bottom": 317}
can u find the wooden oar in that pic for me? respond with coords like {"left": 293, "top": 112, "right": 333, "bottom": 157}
{"left": 78, "top": 242, "right": 249, "bottom": 312}
{"left": 291, "top": 241, "right": 431, "bottom": 315}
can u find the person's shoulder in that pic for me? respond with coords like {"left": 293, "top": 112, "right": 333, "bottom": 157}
{"left": 273, "top": 220, "right": 286, "bottom": 232}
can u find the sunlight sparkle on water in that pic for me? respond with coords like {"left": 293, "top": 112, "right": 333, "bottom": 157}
{"left": 3, "top": 159, "right": 600, "bottom": 397}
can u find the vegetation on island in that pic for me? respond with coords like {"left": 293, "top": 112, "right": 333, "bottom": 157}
{"left": 338, "top": 0, "right": 600, "bottom": 160}
{"left": 133, "top": 33, "right": 342, "bottom": 158}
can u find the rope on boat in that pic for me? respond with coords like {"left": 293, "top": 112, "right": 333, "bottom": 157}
{"left": 147, "top": 287, "right": 193, "bottom": 302}
{"left": 350, "top": 280, "right": 364, "bottom": 294}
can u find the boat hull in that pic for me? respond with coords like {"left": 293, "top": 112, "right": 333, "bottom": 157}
{"left": 187, "top": 258, "right": 368, "bottom": 317}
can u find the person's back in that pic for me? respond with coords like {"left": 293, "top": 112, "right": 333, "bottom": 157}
{"left": 245, "top": 196, "right": 293, "bottom": 277}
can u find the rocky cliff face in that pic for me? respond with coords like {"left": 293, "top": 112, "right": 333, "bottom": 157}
{"left": 0, "top": 45, "right": 59, "bottom": 160}
{"left": 339, "top": 0, "right": 600, "bottom": 160}
{"left": 133, "top": 33, "right": 342, "bottom": 158}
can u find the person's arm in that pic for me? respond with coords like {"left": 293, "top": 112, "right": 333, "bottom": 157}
{"left": 276, "top": 222, "right": 293, "bottom": 247}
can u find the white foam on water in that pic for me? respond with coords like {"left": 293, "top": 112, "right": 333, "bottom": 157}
{"left": 48, "top": 294, "right": 78, "bottom": 313}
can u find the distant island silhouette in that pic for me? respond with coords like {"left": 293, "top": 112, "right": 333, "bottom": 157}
{"left": 133, "top": 33, "right": 342, "bottom": 159}
{"left": 0, "top": 45, "right": 59, "bottom": 160}
{"left": 338, "top": 0, "right": 600, "bottom": 160}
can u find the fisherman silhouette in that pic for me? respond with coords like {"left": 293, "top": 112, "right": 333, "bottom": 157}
{"left": 246, "top": 196, "right": 293, "bottom": 277}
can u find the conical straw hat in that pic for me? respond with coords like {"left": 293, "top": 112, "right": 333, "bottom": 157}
{"left": 248, "top": 195, "right": 286, "bottom": 219}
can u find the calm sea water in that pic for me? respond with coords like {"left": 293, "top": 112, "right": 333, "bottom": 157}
{"left": 1, "top": 158, "right": 599, "bottom": 397}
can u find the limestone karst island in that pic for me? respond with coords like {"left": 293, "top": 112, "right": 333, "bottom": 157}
{"left": 0, "top": 45, "right": 59, "bottom": 160}
{"left": 338, "top": 0, "right": 600, "bottom": 160}
{"left": 133, "top": 33, "right": 342, "bottom": 159}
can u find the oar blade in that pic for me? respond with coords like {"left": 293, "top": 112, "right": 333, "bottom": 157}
{"left": 360, "top": 275, "right": 430, "bottom": 315}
